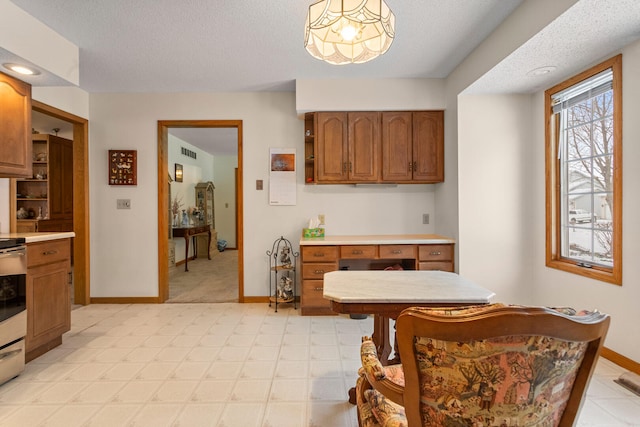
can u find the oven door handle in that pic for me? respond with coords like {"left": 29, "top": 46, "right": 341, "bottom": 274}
{"left": 0, "top": 250, "right": 26, "bottom": 259}
{"left": 0, "top": 348, "right": 22, "bottom": 361}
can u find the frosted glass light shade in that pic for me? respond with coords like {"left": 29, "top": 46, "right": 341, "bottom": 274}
{"left": 304, "top": 0, "right": 395, "bottom": 65}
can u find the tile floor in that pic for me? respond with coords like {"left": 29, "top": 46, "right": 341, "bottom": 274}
{"left": 0, "top": 303, "right": 638, "bottom": 426}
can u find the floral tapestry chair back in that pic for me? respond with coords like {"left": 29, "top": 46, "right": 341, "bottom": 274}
{"left": 356, "top": 304, "right": 610, "bottom": 427}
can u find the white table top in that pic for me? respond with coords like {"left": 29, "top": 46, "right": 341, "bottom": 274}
{"left": 323, "top": 270, "right": 495, "bottom": 304}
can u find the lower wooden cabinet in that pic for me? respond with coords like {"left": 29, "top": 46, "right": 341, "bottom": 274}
{"left": 301, "top": 246, "right": 338, "bottom": 315}
{"left": 300, "top": 242, "right": 455, "bottom": 316}
{"left": 26, "top": 239, "right": 71, "bottom": 361}
{"left": 418, "top": 244, "right": 454, "bottom": 271}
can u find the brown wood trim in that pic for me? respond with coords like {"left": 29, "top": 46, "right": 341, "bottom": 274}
{"left": 90, "top": 297, "right": 162, "bottom": 304}
{"left": 601, "top": 347, "right": 640, "bottom": 375}
{"left": 157, "top": 120, "right": 243, "bottom": 303}
{"left": 243, "top": 296, "right": 270, "bottom": 304}
{"left": 31, "top": 100, "right": 90, "bottom": 305}
{"left": 544, "top": 54, "right": 622, "bottom": 285}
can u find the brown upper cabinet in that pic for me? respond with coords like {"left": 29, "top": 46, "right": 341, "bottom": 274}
{"left": 315, "top": 111, "right": 380, "bottom": 182}
{"left": 381, "top": 111, "right": 444, "bottom": 183}
{"left": 305, "top": 110, "right": 443, "bottom": 184}
{"left": 0, "top": 71, "right": 32, "bottom": 178}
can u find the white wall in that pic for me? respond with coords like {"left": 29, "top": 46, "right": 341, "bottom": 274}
{"left": 529, "top": 40, "right": 640, "bottom": 362}
{"left": 0, "top": 0, "right": 79, "bottom": 85}
{"left": 296, "top": 78, "right": 445, "bottom": 114}
{"left": 0, "top": 180, "right": 8, "bottom": 233}
{"left": 213, "top": 155, "right": 237, "bottom": 249}
{"left": 458, "top": 94, "right": 534, "bottom": 303}
{"left": 88, "top": 92, "right": 438, "bottom": 298}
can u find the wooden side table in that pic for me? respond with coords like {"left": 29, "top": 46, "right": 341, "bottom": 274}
{"left": 172, "top": 225, "right": 211, "bottom": 271}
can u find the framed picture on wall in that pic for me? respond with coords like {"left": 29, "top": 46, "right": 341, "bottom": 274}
{"left": 175, "top": 163, "right": 183, "bottom": 182}
{"left": 109, "top": 150, "right": 137, "bottom": 185}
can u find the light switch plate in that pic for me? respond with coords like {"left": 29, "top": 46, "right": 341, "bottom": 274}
{"left": 117, "top": 199, "right": 131, "bottom": 209}
{"left": 256, "top": 180, "right": 263, "bottom": 190}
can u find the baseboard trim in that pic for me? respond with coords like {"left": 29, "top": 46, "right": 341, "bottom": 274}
{"left": 602, "top": 347, "right": 640, "bottom": 374}
{"left": 243, "top": 296, "right": 269, "bottom": 303}
{"left": 90, "top": 297, "right": 162, "bottom": 304}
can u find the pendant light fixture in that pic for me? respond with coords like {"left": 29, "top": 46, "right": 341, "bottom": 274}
{"left": 304, "top": 0, "right": 395, "bottom": 65}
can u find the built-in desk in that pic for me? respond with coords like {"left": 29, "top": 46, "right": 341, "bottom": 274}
{"left": 299, "top": 234, "right": 455, "bottom": 315}
{"left": 173, "top": 225, "right": 211, "bottom": 271}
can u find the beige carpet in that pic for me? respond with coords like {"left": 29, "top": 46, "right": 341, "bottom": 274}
{"left": 167, "top": 250, "right": 238, "bottom": 303}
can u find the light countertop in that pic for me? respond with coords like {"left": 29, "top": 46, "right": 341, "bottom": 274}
{"left": 299, "top": 234, "right": 454, "bottom": 246}
{"left": 323, "top": 270, "right": 494, "bottom": 304}
{"left": 0, "top": 232, "right": 75, "bottom": 243}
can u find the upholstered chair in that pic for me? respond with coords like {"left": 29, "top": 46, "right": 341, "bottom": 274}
{"left": 356, "top": 303, "right": 610, "bottom": 427}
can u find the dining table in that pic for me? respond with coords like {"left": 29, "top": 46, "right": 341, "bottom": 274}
{"left": 323, "top": 269, "right": 495, "bottom": 404}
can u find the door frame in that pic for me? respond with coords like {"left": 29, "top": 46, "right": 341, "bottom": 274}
{"left": 31, "top": 100, "right": 90, "bottom": 305}
{"left": 157, "top": 120, "right": 244, "bottom": 302}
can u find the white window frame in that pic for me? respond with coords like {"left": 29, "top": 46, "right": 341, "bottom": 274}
{"left": 545, "top": 55, "right": 622, "bottom": 285}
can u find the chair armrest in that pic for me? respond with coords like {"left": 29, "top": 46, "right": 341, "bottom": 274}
{"left": 360, "top": 337, "right": 405, "bottom": 406}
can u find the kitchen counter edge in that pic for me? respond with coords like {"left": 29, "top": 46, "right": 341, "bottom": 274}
{"left": 299, "top": 234, "right": 455, "bottom": 246}
{"left": 0, "top": 232, "right": 75, "bottom": 243}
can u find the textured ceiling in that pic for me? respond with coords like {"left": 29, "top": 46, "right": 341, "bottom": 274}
{"left": 7, "top": 0, "right": 522, "bottom": 92}
{"left": 9, "top": 0, "right": 640, "bottom": 153}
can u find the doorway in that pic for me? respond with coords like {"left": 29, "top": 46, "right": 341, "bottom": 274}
{"left": 157, "top": 120, "right": 244, "bottom": 303}
{"left": 30, "top": 101, "right": 90, "bottom": 305}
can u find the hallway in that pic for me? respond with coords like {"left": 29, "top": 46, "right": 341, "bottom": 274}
{"left": 168, "top": 250, "right": 238, "bottom": 303}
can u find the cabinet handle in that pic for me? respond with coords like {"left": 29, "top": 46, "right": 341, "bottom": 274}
{"left": 391, "top": 250, "right": 402, "bottom": 254}
{"left": 313, "top": 270, "right": 325, "bottom": 274}
{"left": 413, "top": 161, "right": 417, "bottom": 171}
{"left": 349, "top": 162, "right": 352, "bottom": 172}
{"left": 314, "top": 287, "right": 323, "bottom": 292}
{"left": 408, "top": 162, "right": 412, "bottom": 172}
{"left": 430, "top": 251, "right": 442, "bottom": 256}
{"left": 313, "top": 253, "right": 325, "bottom": 257}
{"left": 0, "top": 349, "right": 22, "bottom": 361}
{"left": 42, "top": 250, "right": 58, "bottom": 256}
{"left": 352, "top": 250, "right": 363, "bottom": 255}
{"left": 343, "top": 162, "right": 347, "bottom": 173}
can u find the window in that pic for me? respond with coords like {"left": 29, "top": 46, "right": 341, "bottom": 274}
{"left": 545, "top": 55, "right": 622, "bottom": 285}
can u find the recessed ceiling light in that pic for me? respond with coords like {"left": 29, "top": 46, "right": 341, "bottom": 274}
{"left": 3, "top": 63, "right": 41, "bottom": 76}
{"left": 527, "top": 66, "right": 557, "bottom": 77}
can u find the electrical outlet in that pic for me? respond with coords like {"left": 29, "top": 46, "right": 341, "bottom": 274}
{"left": 117, "top": 199, "right": 131, "bottom": 209}
{"left": 422, "top": 213, "right": 429, "bottom": 224}
{"left": 318, "top": 214, "right": 325, "bottom": 225}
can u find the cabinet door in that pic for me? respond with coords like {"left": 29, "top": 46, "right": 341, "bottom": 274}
{"left": 316, "top": 112, "right": 348, "bottom": 182}
{"left": 381, "top": 112, "right": 413, "bottom": 182}
{"left": 413, "top": 111, "right": 444, "bottom": 182}
{"left": 26, "top": 260, "right": 71, "bottom": 353}
{"left": 348, "top": 112, "right": 380, "bottom": 182}
{"left": 48, "top": 136, "right": 74, "bottom": 219}
{"left": 0, "top": 72, "right": 32, "bottom": 178}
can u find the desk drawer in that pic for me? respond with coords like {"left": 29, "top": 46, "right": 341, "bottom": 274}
{"left": 379, "top": 245, "right": 416, "bottom": 259}
{"left": 340, "top": 245, "right": 377, "bottom": 259}
{"left": 301, "top": 246, "right": 338, "bottom": 262}
{"left": 418, "top": 244, "right": 453, "bottom": 261}
{"left": 301, "top": 280, "right": 331, "bottom": 308}
{"left": 302, "top": 263, "right": 338, "bottom": 279}
{"left": 27, "top": 239, "right": 70, "bottom": 268}
{"left": 418, "top": 261, "right": 454, "bottom": 272}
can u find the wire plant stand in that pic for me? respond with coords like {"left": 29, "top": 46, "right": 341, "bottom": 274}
{"left": 267, "top": 236, "right": 299, "bottom": 312}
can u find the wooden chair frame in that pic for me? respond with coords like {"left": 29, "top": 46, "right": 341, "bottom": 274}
{"left": 359, "top": 305, "right": 610, "bottom": 427}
